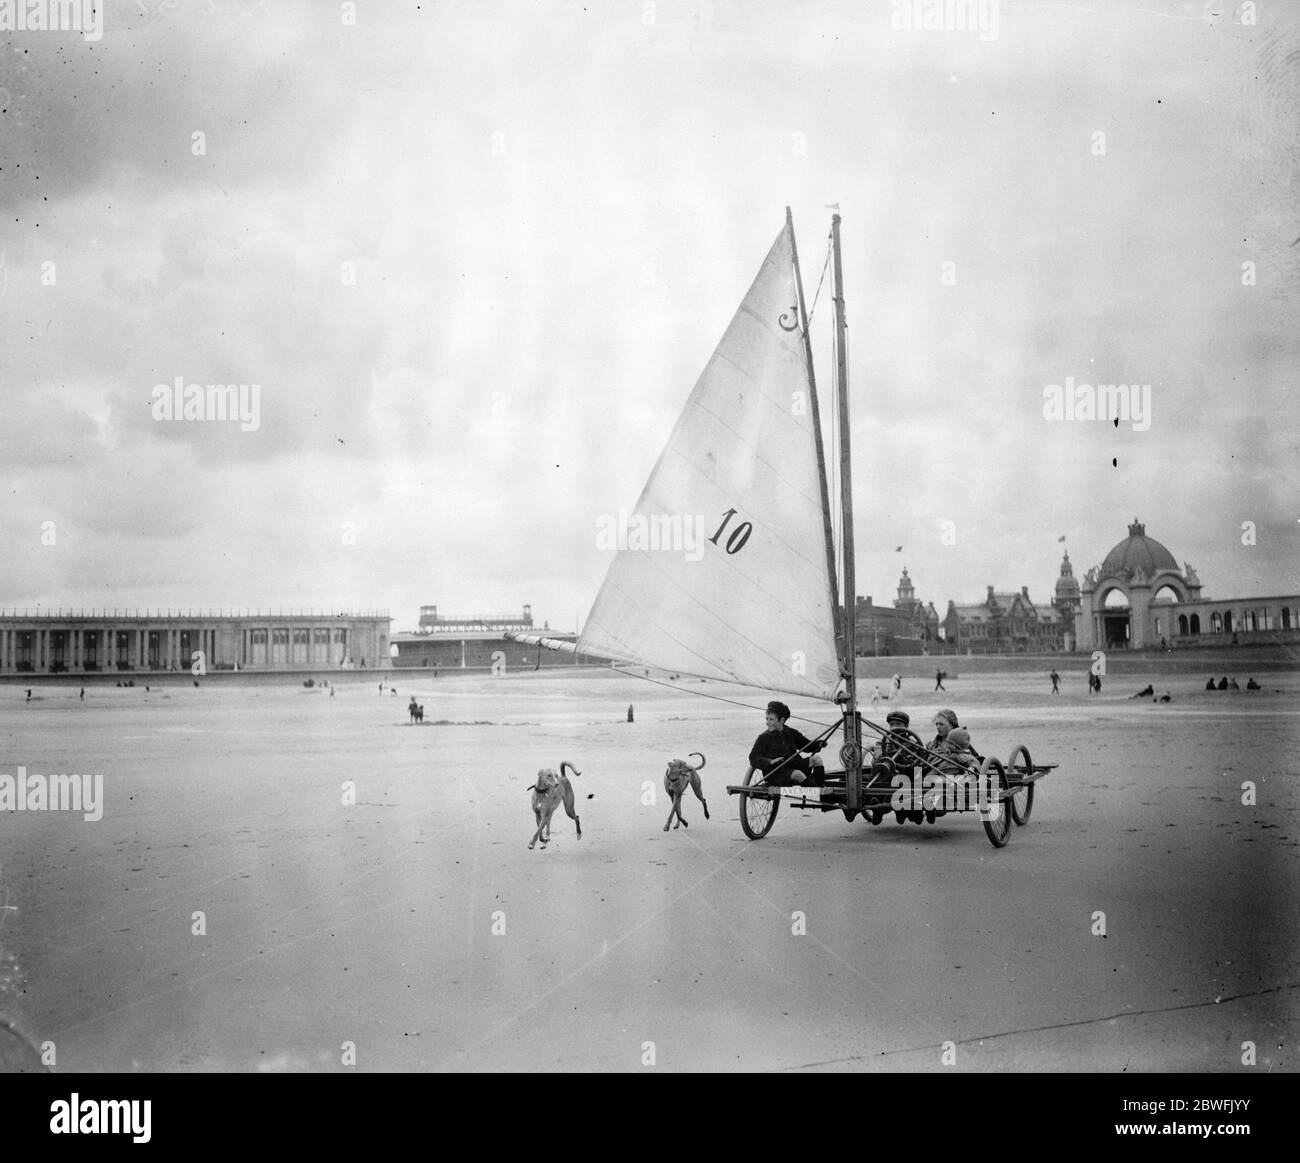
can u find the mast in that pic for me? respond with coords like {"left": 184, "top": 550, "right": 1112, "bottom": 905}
{"left": 832, "top": 213, "right": 861, "bottom": 808}
{"left": 787, "top": 206, "right": 841, "bottom": 643}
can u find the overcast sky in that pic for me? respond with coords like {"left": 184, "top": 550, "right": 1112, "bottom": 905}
{"left": 1, "top": 0, "right": 1296, "bottom": 632}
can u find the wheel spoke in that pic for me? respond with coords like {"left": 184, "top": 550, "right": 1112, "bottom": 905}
{"left": 1007, "top": 745, "right": 1035, "bottom": 825}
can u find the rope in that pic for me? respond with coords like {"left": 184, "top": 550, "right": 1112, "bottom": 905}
{"left": 804, "top": 235, "right": 833, "bottom": 330}
{"left": 612, "top": 663, "right": 835, "bottom": 728}
{"left": 608, "top": 664, "right": 914, "bottom": 782}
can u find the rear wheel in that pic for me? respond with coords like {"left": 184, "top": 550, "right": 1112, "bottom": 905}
{"left": 1006, "top": 744, "right": 1035, "bottom": 825}
{"left": 979, "top": 757, "right": 1012, "bottom": 847}
{"left": 739, "top": 768, "right": 779, "bottom": 840}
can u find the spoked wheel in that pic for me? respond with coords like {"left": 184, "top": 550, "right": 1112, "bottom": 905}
{"left": 1006, "top": 744, "right": 1035, "bottom": 825}
{"left": 886, "top": 729, "right": 926, "bottom": 768}
{"left": 739, "top": 768, "right": 780, "bottom": 840}
{"left": 979, "top": 757, "right": 1012, "bottom": 848}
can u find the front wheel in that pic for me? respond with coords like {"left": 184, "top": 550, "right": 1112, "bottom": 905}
{"left": 979, "top": 757, "right": 1012, "bottom": 848}
{"left": 739, "top": 768, "right": 779, "bottom": 840}
{"left": 1006, "top": 744, "right": 1035, "bottom": 825}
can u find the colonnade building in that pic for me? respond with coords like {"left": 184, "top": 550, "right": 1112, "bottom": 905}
{"left": 0, "top": 610, "right": 391, "bottom": 674}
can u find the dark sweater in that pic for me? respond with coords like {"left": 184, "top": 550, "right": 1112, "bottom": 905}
{"left": 749, "top": 725, "right": 820, "bottom": 773}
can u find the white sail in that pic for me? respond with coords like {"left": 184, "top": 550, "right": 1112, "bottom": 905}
{"left": 578, "top": 220, "right": 842, "bottom": 700}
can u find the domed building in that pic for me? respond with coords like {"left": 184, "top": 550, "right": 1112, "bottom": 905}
{"left": 852, "top": 567, "right": 940, "bottom": 655}
{"left": 1052, "top": 551, "right": 1082, "bottom": 650}
{"left": 1078, "top": 520, "right": 1202, "bottom": 650}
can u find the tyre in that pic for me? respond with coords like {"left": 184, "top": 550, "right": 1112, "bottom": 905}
{"left": 1006, "top": 744, "right": 1035, "bottom": 825}
{"left": 979, "top": 757, "right": 1012, "bottom": 847}
{"left": 739, "top": 768, "right": 779, "bottom": 840}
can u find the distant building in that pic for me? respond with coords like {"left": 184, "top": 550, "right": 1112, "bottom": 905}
{"left": 416, "top": 605, "right": 535, "bottom": 634}
{"left": 943, "top": 585, "right": 1065, "bottom": 654}
{"left": 0, "top": 609, "right": 390, "bottom": 673}
{"left": 391, "top": 605, "right": 602, "bottom": 670}
{"left": 854, "top": 568, "right": 940, "bottom": 655}
{"left": 1053, "top": 550, "right": 1083, "bottom": 649}
{"left": 1078, "top": 519, "right": 1300, "bottom": 650}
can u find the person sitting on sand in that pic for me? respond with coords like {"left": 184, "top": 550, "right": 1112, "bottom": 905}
{"left": 1217, "top": 676, "right": 1229, "bottom": 690}
{"left": 1158, "top": 692, "right": 1171, "bottom": 702}
{"left": 1246, "top": 678, "right": 1261, "bottom": 690}
{"left": 1133, "top": 684, "right": 1155, "bottom": 698}
{"left": 1229, "top": 678, "right": 1240, "bottom": 690}
{"left": 1206, "top": 677, "right": 1217, "bottom": 691}
{"left": 747, "top": 700, "right": 826, "bottom": 787}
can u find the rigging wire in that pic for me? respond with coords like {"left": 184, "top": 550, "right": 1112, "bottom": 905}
{"left": 829, "top": 313, "right": 842, "bottom": 603}
{"left": 609, "top": 662, "right": 886, "bottom": 738}
{"left": 803, "top": 235, "right": 833, "bottom": 330}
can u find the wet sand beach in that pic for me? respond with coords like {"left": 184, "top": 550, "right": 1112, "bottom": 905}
{"left": 1, "top": 667, "right": 1296, "bottom": 1072}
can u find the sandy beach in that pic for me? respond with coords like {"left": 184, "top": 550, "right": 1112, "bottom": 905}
{"left": 1, "top": 666, "right": 1296, "bottom": 1073}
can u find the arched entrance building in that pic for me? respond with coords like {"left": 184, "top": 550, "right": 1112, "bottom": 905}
{"left": 1078, "top": 520, "right": 1202, "bottom": 650}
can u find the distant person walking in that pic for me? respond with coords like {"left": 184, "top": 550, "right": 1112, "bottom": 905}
{"left": 1050, "top": 670, "right": 1060, "bottom": 694}
{"left": 890, "top": 674, "right": 902, "bottom": 700}
{"left": 870, "top": 684, "right": 882, "bottom": 705}
{"left": 80, "top": 687, "right": 85, "bottom": 701}
{"left": 934, "top": 670, "right": 946, "bottom": 692}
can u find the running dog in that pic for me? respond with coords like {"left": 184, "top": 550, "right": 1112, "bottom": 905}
{"left": 527, "top": 760, "right": 583, "bottom": 849}
{"left": 663, "top": 752, "right": 708, "bottom": 831}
